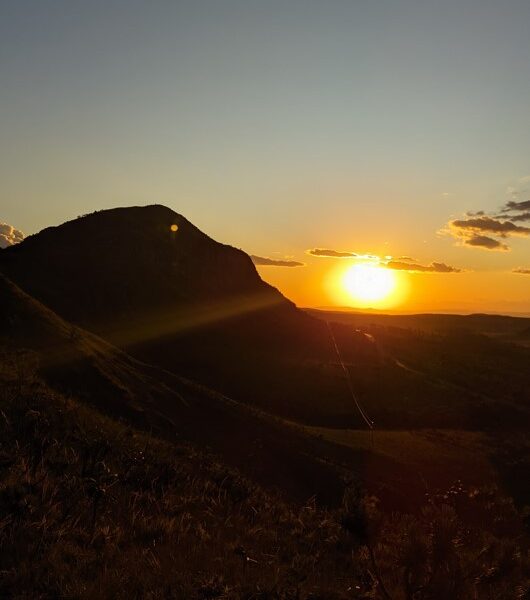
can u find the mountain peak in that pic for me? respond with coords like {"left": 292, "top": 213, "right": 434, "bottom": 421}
{"left": 0, "top": 205, "right": 293, "bottom": 331}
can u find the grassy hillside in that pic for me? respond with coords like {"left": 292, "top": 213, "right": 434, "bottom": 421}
{"left": 1, "top": 356, "right": 528, "bottom": 599}
{"left": 0, "top": 273, "right": 352, "bottom": 506}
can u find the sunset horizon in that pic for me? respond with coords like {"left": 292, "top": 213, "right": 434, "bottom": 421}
{"left": 2, "top": 2, "right": 529, "bottom": 316}
{"left": 1, "top": 3, "right": 528, "bottom": 597}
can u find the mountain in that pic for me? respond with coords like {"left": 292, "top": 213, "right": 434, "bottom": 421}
{"left": 0, "top": 205, "right": 293, "bottom": 329}
{"left": 0, "top": 206, "right": 356, "bottom": 423}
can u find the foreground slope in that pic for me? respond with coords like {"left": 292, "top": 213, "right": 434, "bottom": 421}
{"left": 0, "top": 357, "right": 527, "bottom": 599}
{"left": 0, "top": 273, "right": 353, "bottom": 505}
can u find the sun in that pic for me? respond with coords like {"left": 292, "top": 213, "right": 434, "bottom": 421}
{"left": 342, "top": 264, "right": 396, "bottom": 304}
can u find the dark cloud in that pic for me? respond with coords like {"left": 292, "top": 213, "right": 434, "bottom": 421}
{"left": 498, "top": 200, "right": 530, "bottom": 222}
{"left": 450, "top": 216, "right": 530, "bottom": 238}
{"left": 503, "top": 199, "right": 530, "bottom": 212}
{"left": 250, "top": 255, "right": 304, "bottom": 267}
{"left": 307, "top": 248, "right": 358, "bottom": 258}
{"left": 386, "top": 260, "right": 462, "bottom": 273}
{"left": 0, "top": 222, "right": 24, "bottom": 249}
{"left": 513, "top": 267, "right": 530, "bottom": 274}
{"left": 447, "top": 215, "right": 529, "bottom": 251}
{"left": 447, "top": 183, "right": 530, "bottom": 251}
{"left": 464, "top": 234, "right": 509, "bottom": 251}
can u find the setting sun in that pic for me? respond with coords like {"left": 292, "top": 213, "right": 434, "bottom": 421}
{"left": 343, "top": 264, "right": 396, "bottom": 303}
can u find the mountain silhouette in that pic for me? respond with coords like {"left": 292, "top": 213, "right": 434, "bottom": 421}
{"left": 0, "top": 206, "right": 355, "bottom": 423}
{"left": 0, "top": 205, "right": 293, "bottom": 327}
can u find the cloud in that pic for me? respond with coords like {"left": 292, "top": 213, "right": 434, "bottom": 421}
{"left": 513, "top": 267, "right": 530, "bottom": 274}
{"left": 447, "top": 178, "right": 530, "bottom": 251}
{"left": 250, "top": 255, "right": 304, "bottom": 267}
{"left": 395, "top": 256, "right": 416, "bottom": 262}
{"left": 0, "top": 222, "right": 24, "bottom": 249}
{"left": 307, "top": 248, "right": 462, "bottom": 273}
{"left": 464, "top": 234, "right": 509, "bottom": 251}
{"left": 446, "top": 215, "right": 529, "bottom": 251}
{"left": 508, "top": 212, "right": 530, "bottom": 222}
{"left": 450, "top": 216, "right": 530, "bottom": 238}
{"left": 306, "top": 248, "right": 380, "bottom": 260}
{"left": 307, "top": 248, "right": 358, "bottom": 258}
{"left": 386, "top": 260, "right": 462, "bottom": 273}
{"left": 502, "top": 199, "right": 530, "bottom": 213}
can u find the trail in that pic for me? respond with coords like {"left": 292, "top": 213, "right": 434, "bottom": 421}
{"left": 326, "top": 321, "right": 374, "bottom": 430}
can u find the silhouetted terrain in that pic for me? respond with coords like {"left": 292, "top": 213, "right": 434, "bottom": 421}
{"left": 0, "top": 207, "right": 529, "bottom": 597}
{"left": 0, "top": 273, "right": 351, "bottom": 506}
{"left": 3, "top": 206, "right": 530, "bottom": 433}
{"left": 0, "top": 206, "right": 356, "bottom": 423}
{"left": 2, "top": 359, "right": 527, "bottom": 598}
{"left": 309, "top": 308, "right": 530, "bottom": 342}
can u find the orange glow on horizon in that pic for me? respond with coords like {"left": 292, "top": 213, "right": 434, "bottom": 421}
{"left": 325, "top": 262, "right": 410, "bottom": 309}
{"left": 343, "top": 264, "right": 396, "bottom": 303}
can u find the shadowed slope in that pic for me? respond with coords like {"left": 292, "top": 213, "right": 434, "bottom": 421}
{"left": 0, "top": 206, "right": 356, "bottom": 423}
{"left": 0, "top": 273, "right": 353, "bottom": 505}
{"left": 0, "top": 273, "right": 188, "bottom": 423}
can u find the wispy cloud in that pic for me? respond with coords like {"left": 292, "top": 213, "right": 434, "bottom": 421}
{"left": 307, "top": 248, "right": 358, "bottom": 258}
{"left": 307, "top": 246, "right": 462, "bottom": 273}
{"left": 513, "top": 267, "right": 530, "bottom": 274}
{"left": 250, "top": 255, "right": 305, "bottom": 267}
{"left": 386, "top": 260, "right": 462, "bottom": 273}
{"left": 502, "top": 199, "right": 530, "bottom": 214}
{"left": 0, "top": 222, "right": 24, "bottom": 249}
{"left": 395, "top": 256, "right": 416, "bottom": 262}
{"left": 307, "top": 248, "right": 379, "bottom": 260}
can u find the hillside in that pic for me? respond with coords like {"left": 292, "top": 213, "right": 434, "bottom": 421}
{"left": 1, "top": 353, "right": 527, "bottom": 598}
{"left": 2, "top": 207, "right": 529, "bottom": 432}
{"left": 0, "top": 273, "right": 358, "bottom": 505}
{"left": 1, "top": 219, "right": 528, "bottom": 597}
{"left": 0, "top": 206, "right": 357, "bottom": 423}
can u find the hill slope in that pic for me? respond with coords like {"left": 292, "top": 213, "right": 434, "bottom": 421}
{"left": 0, "top": 273, "right": 355, "bottom": 505}
{"left": 1, "top": 354, "right": 527, "bottom": 599}
{"left": 0, "top": 206, "right": 356, "bottom": 423}
{"left": 0, "top": 205, "right": 295, "bottom": 330}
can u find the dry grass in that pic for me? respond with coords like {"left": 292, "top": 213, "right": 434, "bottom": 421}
{"left": 0, "top": 355, "right": 528, "bottom": 599}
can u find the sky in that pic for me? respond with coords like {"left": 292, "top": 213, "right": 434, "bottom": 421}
{"left": 1, "top": 1, "right": 529, "bottom": 313}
